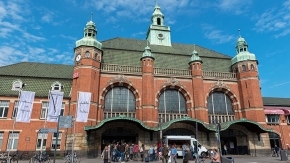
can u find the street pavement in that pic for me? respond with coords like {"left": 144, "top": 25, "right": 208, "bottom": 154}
{"left": 17, "top": 155, "right": 290, "bottom": 163}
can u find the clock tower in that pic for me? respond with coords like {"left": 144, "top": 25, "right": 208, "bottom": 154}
{"left": 71, "top": 15, "right": 102, "bottom": 126}
{"left": 146, "top": 2, "right": 171, "bottom": 46}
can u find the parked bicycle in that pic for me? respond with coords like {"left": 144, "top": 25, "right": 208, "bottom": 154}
{"left": 0, "top": 153, "right": 8, "bottom": 163}
{"left": 18, "top": 151, "right": 29, "bottom": 160}
{"left": 63, "top": 152, "right": 80, "bottom": 163}
{"left": 30, "top": 151, "right": 50, "bottom": 163}
{"left": 9, "top": 152, "right": 18, "bottom": 163}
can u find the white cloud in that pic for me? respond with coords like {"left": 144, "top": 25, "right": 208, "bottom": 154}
{"left": 253, "top": 1, "right": 290, "bottom": 37}
{"left": 217, "top": 0, "right": 252, "bottom": 15}
{"left": 0, "top": 28, "right": 13, "bottom": 38}
{"left": 0, "top": 2, "right": 7, "bottom": 21}
{"left": 42, "top": 14, "right": 54, "bottom": 23}
{"left": 23, "top": 32, "right": 46, "bottom": 42}
{"left": 60, "top": 34, "right": 77, "bottom": 41}
{"left": 132, "top": 31, "right": 146, "bottom": 37}
{"left": 202, "top": 24, "right": 235, "bottom": 44}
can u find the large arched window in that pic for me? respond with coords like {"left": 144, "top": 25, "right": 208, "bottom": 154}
{"left": 208, "top": 92, "right": 235, "bottom": 123}
{"left": 158, "top": 89, "right": 187, "bottom": 121}
{"left": 104, "top": 87, "right": 136, "bottom": 118}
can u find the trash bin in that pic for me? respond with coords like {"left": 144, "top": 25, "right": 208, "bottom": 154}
{"left": 280, "top": 150, "right": 288, "bottom": 161}
{"left": 221, "top": 156, "right": 234, "bottom": 163}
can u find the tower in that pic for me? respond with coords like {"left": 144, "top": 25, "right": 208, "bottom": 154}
{"left": 146, "top": 2, "right": 171, "bottom": 46}
{"left": 71, "top": 15, "right": 103, "bottom": 126}
{"left": 188, "top": 46, "right": 207, "bottom": 121}
{"left": 231, "top": 30, "right": 265, "bottom": 122}
{"left": 140, "top": 43, "right": 156, "bottom": 127}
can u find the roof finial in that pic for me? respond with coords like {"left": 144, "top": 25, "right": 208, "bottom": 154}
{"left": 90, "top": 12, "right": 93, "bottom": 21}
{"left": 238, "top": 29, "right": 241, "bottom": 37}
{"left": 193, "top": 44, "right": 196, "bottom": 51}
{"left": 156, "top": 0, "right": 158, "bottom": 6}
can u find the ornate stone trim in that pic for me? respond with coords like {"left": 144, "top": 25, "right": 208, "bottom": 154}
{"left": 161, "top": 78, "right": 186, "bottom": 89}
{"left": 107, "top": 75, "right": 132, "bottom": 85}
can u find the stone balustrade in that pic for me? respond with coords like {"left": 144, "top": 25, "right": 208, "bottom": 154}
{"left": 103, "top": 111, "right": 136, "bottom": 119}
{"left": 158, "top": 112, "right": 188, "bottom": 122}
{"left": 154, "top": 67, "right": 191, "bottom": 76}
{"left": 203, "top": 71, "right": 236, "bottom": 79}
{"left": 101, "top": 64, "right": 237, "bottom": 80}
{"left": 208, "top": 114, "right": 235, "bottom": 124}
{"left": 101, "top": 64, "right": 142, "bottom": 73}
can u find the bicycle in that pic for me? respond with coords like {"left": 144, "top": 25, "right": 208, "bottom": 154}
{"left": 0, "top": 153, "right": 8, "bottom": 163}
{"left": 30, "top": 151, "right": 50, "bottom": 163}
{"left": 63, "top": 152, "right": 80, "bottom": 163}
{"left": 8, "top": 152, "right": 18, "bottom": 163}
{"left": 19, "top": 151, "right": 29, "bottom": 160}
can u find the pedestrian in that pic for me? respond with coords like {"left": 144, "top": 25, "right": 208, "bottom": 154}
{"left": 183, "top": 148, "right": 194, "bottom": 163}
{"left": 149, "top": 145, "right": 154, "bottom": 161}
{"left": 101, "top": 146, "right": 111, "bottom": 163}
{"left": 223, "top": 143, "right": 228, "bottom": 155}
{"left": 182, "top": 143, "right": 188, "bottom": 159}
{"left": 133, "top": 143, "right": 139, "bottom": 161}
{"left": 210, "top": 149, "right": 220, "bottom": 163}
{"left": 140, "top": 144, "right": 145, "bottom": 162}
{"left": 274, "top": 145, "right": 280, "bottom": 157}
{"left": 129, "top": 144, "right": 134, "bottom": 160}
{"left": 125, "top": 144, "right": 130, "bottom": 161}
{"left": 161, "top": 144, "right": 169, "bottom": 163}
{"left": 119, "top": 142, "right": 126, "bottom": 162}
{"left": 170, "top": 144, "right": 177, "bottom": 163}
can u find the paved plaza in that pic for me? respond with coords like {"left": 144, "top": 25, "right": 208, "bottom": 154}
{"left": 15, "top": 155, "right": 289, "bottom": 163}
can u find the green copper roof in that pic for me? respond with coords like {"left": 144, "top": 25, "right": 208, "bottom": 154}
{"left": 141, "top": 46, "right": 155, "bottom": 60}
{"left": 189, "top": 49, "right": 202, "bottom": 64}
{"left": 231, "top": 36, "right": 257, "bottom": 65}
{"left": 101, "top": 37, "right": 232, "bottom": 72}
{"left": 76, "top": 20, "right": 102, "bottom": 49}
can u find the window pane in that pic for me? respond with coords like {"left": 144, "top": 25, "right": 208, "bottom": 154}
{"left": 158, "top": 90, "right": 186, "bottom": 114}
{"left": 13, "top": 139, "right": 18, "bottom": 149}
{"left": 12, "top": 101, "right": 19, "bottom": 118}
{"left": 208, "top": 92, "right": 234, "bottom": 115}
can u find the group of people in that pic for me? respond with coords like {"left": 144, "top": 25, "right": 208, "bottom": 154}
{"left": 101, "top": 142, "right": 221, "bottom": 163}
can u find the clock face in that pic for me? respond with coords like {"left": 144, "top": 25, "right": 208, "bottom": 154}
{"left": 157, "top": 33, "right": 164, "bottom": 40}
{"left": 75, "top": 54, "right": 81, "bottom": 62}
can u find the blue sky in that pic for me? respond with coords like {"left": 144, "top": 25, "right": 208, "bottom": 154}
{"left": 0, "top": 0, "right": 289, "bottom": 98}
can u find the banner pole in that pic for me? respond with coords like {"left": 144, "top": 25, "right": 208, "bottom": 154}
{"left": 41, "top": 90, "right": 50, "bottom": 154}
{"left": 8, "top": 90, "right": 21, "bottom": 163}
{"left": 71, "top": 92, "right": 78, "bottom": 163}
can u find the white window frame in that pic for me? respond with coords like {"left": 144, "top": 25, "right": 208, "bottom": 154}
{"left": 51, "top": 82, "right": 62, "bottom": 91}
{"left": 40, "top": 102, "right": 65, "bottom": 119}
{"left": 11, "top": 80, "right": 23, "bottom": 91}
{"left": 0, "top": 132, "right": 4, "bottom": 149}
{"left": 266, "top": 114, "right": 280, "bottom": 124}
{"left": 51, "top": 132, "right": 62, "bottom": 150}
{"left": 7, "top": 132, "right": 19, "bottom": 150}
{"left": 0, "top": 101, "right": 9, "bottom": 118}
{"left": 286, "top": 115, "right": 290, "bottom": 124}
{"left": 12, "top": 101, "right": 19, "bottom": 118}
{"left": 36, "top": 133, "right": 48, "bottom": 150}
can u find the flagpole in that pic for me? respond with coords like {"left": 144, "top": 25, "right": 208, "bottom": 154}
{"left": 71, "top": 91, "right": 78, "bottom": 163}
{"left": 41, "top": 90, "right": 50, "bottom": 154}
{"left": 8, "top": 89, "right": 22, "bottom": 162}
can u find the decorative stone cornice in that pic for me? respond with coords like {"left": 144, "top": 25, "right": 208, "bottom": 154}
{"left": 107, "top": 75, "right": 132, "bottom": 85}
{"left": 161, "top": 78, "right": 185, "bottom": 89}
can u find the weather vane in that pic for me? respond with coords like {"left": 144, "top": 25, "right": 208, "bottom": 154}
{"left": 90, "top": 12, "right": 93, "bottom": 21}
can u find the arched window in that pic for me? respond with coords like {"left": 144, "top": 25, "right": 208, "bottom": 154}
{"left": 242, "top": 65, "right": 246, "bottom": 71}
{"left": 157, "top": 18, "right": 161, "bottom": 25}
{"left": 250, "top": 64, "right": 254, "bottom": 70}
{"left": 51, "top": 82, "right": 62, "bottom": 91}
{"left": 104, "top": 87, "right": 136, "bottom": 118}
{"left": 158, "top": 89, "right": 187, "bottom": 121}
{"left": 85, "top": 51, "right": 90, "bottom": 58}
{"left": 208, "top": 92, "right": 234, "bottom": 123}
{"left": 12, "top": 80, "right": 23, "bottom": 90}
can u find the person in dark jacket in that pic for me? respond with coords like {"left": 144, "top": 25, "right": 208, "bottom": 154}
{"left": 119, "top": 142, "right": 126, "bottom": 162}
{"left": 183, "top": 148, "right": 195, "bottom": 163}
{"left": 275, "top": 145, "right": 280, "bottom": 157}
{"left": 101, "top": 146, "right": 111, "bottom": 163}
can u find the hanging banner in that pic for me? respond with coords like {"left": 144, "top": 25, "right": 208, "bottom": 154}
{"left": 16, "top": 91, "right": 35, "bottom": 123}
{"left": 76, "top": 92, "right": 91, "bottom": 122}
{"left": 47, "top": 91, "right": 64, "bottom": 122}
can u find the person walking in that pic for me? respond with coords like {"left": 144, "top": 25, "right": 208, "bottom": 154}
{"left": 149, "top": 145, "right": 154, "bottom": 161}
{"left": 129, "top": 144, "right": 134, "bottom": 160}
{"left": 119, "top": 142, "right": 126, "bottom": 162}
{"left": 101, "top": 146, "right": 111, "bottom": 163}
{"left": 210, "top": 149, "right": 220, "bottom": 163}
{"left": 140, "top": 144, "right": 145, "bottom": 162}
{"left": 133, "top": 143, "right": 139, "bottom": 161}
{"left": 183, "top": 148, "right": 195, "bottom": 163}
{"left": 223, "top": 143, "right": 228, "bottom": 155}
{"left": 274, "top": 145, "right": 280, "bottom": 157}
{"left": 161, "top": 144, "right": 169, "bottom": 163}
{"left": 170, "top": 144, "right": 177, "bottom": 163}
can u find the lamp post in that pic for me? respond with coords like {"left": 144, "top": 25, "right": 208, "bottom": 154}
{"left": 215, "top": 119, "right": 222, "bottom": 156}
{"left": 158, "top": 117, "right": 164, "bottom": 149}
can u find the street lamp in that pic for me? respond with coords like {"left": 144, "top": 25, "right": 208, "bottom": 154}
{"left": 158, "top": 117, "right": 164, "bottom": 148}
{"left": 214, "top": 119, "right": 222, "bottom": 156}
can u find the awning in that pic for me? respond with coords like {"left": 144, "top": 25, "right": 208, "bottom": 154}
{"left": 264, "top": 106, "right": 290, "bottom": 115}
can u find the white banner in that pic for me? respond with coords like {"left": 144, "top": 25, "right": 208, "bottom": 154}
{"left": 16, "top": 91, "right": 35, "bottom": 123}
{"left": 76, "top": 92, "right": 91, "bottom": 122}
{"left": 47, "top": 91, "right": 64, "bottom": 122}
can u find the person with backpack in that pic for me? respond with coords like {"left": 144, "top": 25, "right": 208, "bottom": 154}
{"left": 161, "top": 144, "right": 169, "bottom": 163}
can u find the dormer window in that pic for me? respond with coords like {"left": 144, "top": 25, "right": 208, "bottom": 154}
{"left": 51, "top": 82, "right": 62, "bottom": 91}
{"left": 12, "top": 80, "right": 23, "bottom": 91}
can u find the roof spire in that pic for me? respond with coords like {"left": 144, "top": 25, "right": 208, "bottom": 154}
{"left": 189, "top": 44, "right": 202, "bottom": 64}
{"left": 238, "top": 29, "right": 241, "bottom": 37}
{"left": 193, "top": 44, "right": 196, "bottom": 51}
{"left": 90, "top": 12, "right": 93, "bottom": 21}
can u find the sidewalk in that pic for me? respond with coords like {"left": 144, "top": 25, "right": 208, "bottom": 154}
{"left": 40, "top": 155, "right": 290, "bottom": 163}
